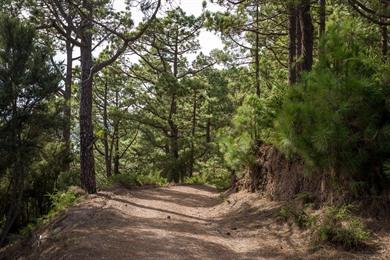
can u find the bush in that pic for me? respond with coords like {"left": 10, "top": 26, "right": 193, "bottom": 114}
{"left": 314, "top": 206, "right": 370, "bottom": 249}
{"left": 185, "top": 170, "right": 231, "bottom": 191}
{"left": 274, "top": 15, "right": 390, "bottom": 189}
{"left": 110, "top": 171, "right": 168, "bottom": 189}
{"left": 278, "top": 194, "right": 317, "bottom": 229}
{"left": 47, "top": 186, "right": 84, "bottom": 217}
{"left": 18, "top": 186, "right": 84, "bottom": 237}
{"left": 219, "top": 86, "right": 285, "bottom": 171}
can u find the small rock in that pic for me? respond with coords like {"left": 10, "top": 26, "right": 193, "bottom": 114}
{"left": 226, "top": 232, "right": 231, "bottom": 236}
{"left": 231, "top": 227, "right": 237, "bottom": 230}
{"left": 167, "top": 215, "right": 171, "bottom": 219}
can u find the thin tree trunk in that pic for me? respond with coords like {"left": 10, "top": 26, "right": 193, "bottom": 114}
{"left": 299, "top": 0, "right": 313, "bottom": 72}
{"left": 113, "top": 89, "right": 120, "bottom": 175}
{"left": 382, "top": 24, "right": 388, "bottom": 60}
{"left": 79, "top": 2, "right": 96, "bottom": 194}
{"left": 206, "top": 118, "right": 211, "bottom": 143}
{"left": 63, "top": 37, "right": 73, "bottom": 170}
{"left": 102, "top": 80, "right": 112, "bottom": 177}
{"left": 113, "top": 127, "right": 120, "bottom": 175}
{"left": 318, "top": 0, "right": 326, "bottom": 61}
{"left": 254, "top": 1, "right": 261, "bottom": 96}
{"left": 168, "top": 29, "right": 180, "bottom": 183}
{"left": 296, "top": 10, "right": 302, "bottom": 80}
{"left": 189, "top": 88, "right": 197, "bottom": 177}
{"left": 288, "top": 4, "right": 297, "bottom": 85}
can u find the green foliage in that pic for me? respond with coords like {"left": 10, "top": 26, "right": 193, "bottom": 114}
{"left": 185, "top": 162, "right": 231, "bottom": 191}
{"left": 274, "top": 15, "right": 390, "bottom": 184}
{"left": 110, "top": 172, "right": 168, "bottom": 189}
{"left": 0, "top": 14, "right": 66, "bottom": 242}
{"left": 18, "top": 186, "right": 84, "bottom": 238}
{"left": 47, "top": 186, "right": 84, "bottom": 217}
{"left": 314, "top": 206, "right": 370, "bottom": 249}
{"left": 219, "top": 85, "right": 285, "bottom": 170}
{"left": 278, "top": 205, "right": 316, "bottom": 229}
{"left": 278, "top": 203, "right": 370, "bottom": 250}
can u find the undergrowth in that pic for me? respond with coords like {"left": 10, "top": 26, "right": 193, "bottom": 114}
{"left": 17, "top": 186, "right": 84, "bottom": 238}
{"left": 185, "top": 170, "right": 231, "bottom": 191}
{"left": 313, "top": 206, "right": 370, "bottom": 250}
{"left": 109, "top": 171, "right": 168, "bottom": 189}
{"left": 278, "top": 194, "right": 369, "bottom": 250}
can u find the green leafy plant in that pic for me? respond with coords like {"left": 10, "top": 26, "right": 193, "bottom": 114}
{"left": 274, "top": 15, "right": 390, "bottom": 192}
{"left": 314, "top": 206, "right": 370, "bottom": 249}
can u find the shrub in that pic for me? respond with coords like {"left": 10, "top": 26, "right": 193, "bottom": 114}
{"left": 185, "top": 165, "right": 231, "bottom": 191}
{"left": 47, "top": 186, "right": 84, "bottom": 217}
{"left": 274, "top": 15, "right": 390, "bottom": 190}
{"left": 110, "top": 171, "right": 168, "bottom": 189}
{"left": 278, "top": 199, "right": 317, "bottom": 229}
{"left": 137, "top": 171, "right": 168, "bottom": 186}
{"left": 219, "top": 86, "right": 285, "bottom": 171}
{"left": 17, "top": 186, "right": 84, "bottom": 238}
{"left": 314, "top": 206, "right": 370, "bottom": 249}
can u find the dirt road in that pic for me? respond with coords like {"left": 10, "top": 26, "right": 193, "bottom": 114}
{"left": 5, "top": 185, "right": 386, "bottom": 259}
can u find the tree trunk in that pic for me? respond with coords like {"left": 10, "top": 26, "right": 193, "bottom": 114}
{"left": 318, "top": 0, "right": 326, "bottom": 61}
{"left": 168, "top": 30, "right": 180, "bottom": 183}
{"left": 63, "top": 38, "right": 73, "bottom": 170}
{"left": 206, "top": 118, "right": 211, "bottom": 143}
{"left": 189, "top": 88, "right": 197, "bottom": 177}
{"left": 79, "top": 3, "right": 96, "bottom": 194}
{"left": 382, "top": 24, "right": 388, "bottom": 60}
{"left": 113, "top": 127, "right": 120, "bottom": 175}
{"left": 299, "top": 0, "right": 313, "bottom": 72}
{"left": 113, "top": 89, "right": 120, "bottom": 175}
{"left": 288, "top": 4, "right": 297, "bottom": 85}
{"left": 254, "top": 1, "right": 261, "bottom": 96}
{"left": 102, "top": 80, "right": 112, "bottom": 177}
{"left": 296, "top": 10, "right": 302, "bottom": 80}
{"left": 168, "top": 93, "right": 179, "bottom": 182}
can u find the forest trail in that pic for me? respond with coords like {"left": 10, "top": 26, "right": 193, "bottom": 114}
{"left": 4, "top": 185, "right": 383, "bottom": 260}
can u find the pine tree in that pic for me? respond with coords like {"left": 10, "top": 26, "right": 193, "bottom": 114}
{"left": 0, "top": 15, "right": 60, "bottom": 245}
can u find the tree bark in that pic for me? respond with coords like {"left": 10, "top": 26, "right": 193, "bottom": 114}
{"left": 318, "top": 0, "right": 326, "bottom": 61}
{"left": 189, "top": 87, "right": 197, "bottom": 177}
{"left": 382, "top": 24, "right": 388, "bottom": 60}
{"left": 288, "top": 4, "right": 297, "bottom": 85}
{"left": 79, "top": 1, "right": 96, "bottom": 194}
{"left": 296, "top": 9, "right": 302, "bottom": 80}
{"left": 206, "top": 118, "right": 211, "bottom": 143}
{"left": 102, "top": 80, "right": 112, "bottom": 177}
{"left": 168, "top": 29, "right": 180, "bottom": 183}
{"left": 113, "top": 89, "right": 120, "bottom": 175}
{"left": 299, "top": 0, "right": 314, "bottom": 72}
{"left": 254, "top": 1, "right": 261, "bottom": 96}
{"left": 63, "top": 36, "right": 73, "bottom": 171}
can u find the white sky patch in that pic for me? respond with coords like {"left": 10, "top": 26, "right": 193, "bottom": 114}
{"left": 56, "top": 1, "right": 223, "bottom": 66}
{"left": 112, "top": 0, "right": 223, "bottom": 55}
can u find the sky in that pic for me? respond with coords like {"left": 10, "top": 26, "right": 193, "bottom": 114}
{"left": 56, "top": 1, "right": 224, "bottom": 64}
{"left": 113, "top": 0, "right": 224, "bottom": 55}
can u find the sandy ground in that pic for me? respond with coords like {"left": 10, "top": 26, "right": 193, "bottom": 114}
{"left": 2, "top": 185, "right": 390, "bottom": 259}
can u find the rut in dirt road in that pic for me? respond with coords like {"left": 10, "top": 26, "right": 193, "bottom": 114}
{"left": 12, "top": 185, "right": 330, "bottom": 259}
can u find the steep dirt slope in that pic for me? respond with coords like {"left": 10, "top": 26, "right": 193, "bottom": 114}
{"left": 1, "top": 185, "right": 389, "bottom": 259}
